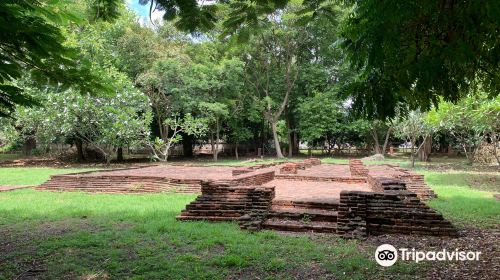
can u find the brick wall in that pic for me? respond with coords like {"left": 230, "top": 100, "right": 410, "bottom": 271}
{"left": 233, "top": 169, "right": 275, "bottom": 186}
{"left": 349, "top": 159, "right": 369, "bottom": 177}
{"left": 280, "top": 163, "right": 298, "bottom": 174}
{"left": 274, "top": 174, "right": 366, "bottom": 184}
{"left": 338, "top": 189, "right": 457, "bottom": 238}
{"left": 366, "top": 175, "right": 406, "bottom": 192}
{"left": 177, "top": 181, "right": 275, "bottom": 222}
{"left": 37, "top": 175, "right": 202, "bottom": 194}
{"left": 392, "top": 167, "right": 437, "bottom": 199}
{"left": 304, "top": 158, "right": 321, "bottom": 166}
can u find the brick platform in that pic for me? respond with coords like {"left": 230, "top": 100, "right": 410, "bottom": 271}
{"left": 368, "top": 164, "right": 437, "bottom": 200}
{"left": 37, "top": 165, "right": 275, "bottom": 194}
{"left": 337, "top": 190, "right": 457, "bottom": 238}
{"left": 33, "top": 160, "right": 453, "bottom": 238}
{"left": 349, "top": 159, "right": 369, "bottom": 177}
{"left": 177, "top": 181, "right": 275, "bottom": 223}
{"left": 279, "top": 163, "right": 299, "bottom": 174}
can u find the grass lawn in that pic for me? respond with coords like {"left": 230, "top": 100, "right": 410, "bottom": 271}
{"left": 423, "top": 171, "right": 499, "bottom": 228}
{"left": 0, "top": 159, "right": 497, "bottom": 279}
{"left": 0, "top": 189, "right": 419, "bottom": 279}
{"left": 0, "top": 168, "right": 97, "bottom": 186}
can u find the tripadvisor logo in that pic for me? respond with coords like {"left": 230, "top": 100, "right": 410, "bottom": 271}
{"left": 375, "top": 244, "right": 398, "bottom": 267}
{"left": 374, "top": 244, "right": 482, "bottom": 267}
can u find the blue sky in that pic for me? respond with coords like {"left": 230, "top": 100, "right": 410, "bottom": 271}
{"left": 127, "top": 0, "right": 150, "bottom": 17}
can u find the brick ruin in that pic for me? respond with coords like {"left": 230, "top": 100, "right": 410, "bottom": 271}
{"left": 337, "top": 190, "right": 457, "bottom": 238}
{"left": 35, "top": 158, "right": 454, "bottom": 238}
{"left": 349, "top": 159, "right": 369, "bottom": 177}
{"left": 177, "top": 181, "right": 275, "bottom": 222}
{"left": 177, "top": 159, "right": 456, "bottom": 238}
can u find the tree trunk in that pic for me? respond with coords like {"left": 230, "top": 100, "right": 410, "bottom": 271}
{"left": 75, "top": 138, "right": 85, "bottom": 161}
{"left": 210, "top": 132, "right": 215, "bottom": 160}
{"left": 410, "top": 137, "right": 416, "bottom": 168}
{"left": 371, "top": 128, "right": 381, "bottom": 154}
{"left": 182, "top": 133, "right": 194, "bottom": 158}
{"left": 418, "top": 135, "right": 432, "bottom": 162}
{"left": 286, "top": 114, "right": 293, "bottom": 157}
{"left": 235, "top": 142, "right": 239, "bottom": 160}
{"left": 382, "top": 126, "right": 392, "bottom": 155}
{"left": 293, "top": 131, "right": 299, "bottom": 155}
{"left": 214, "top": 119, "right": 220, "bottom": 161}
{"left": 271, "top": 121, "right": 284, "bottom": 158}
{"left": 116, "top": 147, "right": 124, "bottom": 162}
{"left": 22, "top": 137, "right": 36, "bottom": 156}
{"left": 491, "top": 131, "right": 500, "bottom": 165}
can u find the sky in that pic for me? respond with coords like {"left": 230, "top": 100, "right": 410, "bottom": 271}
{"left": 126, "top": 0, "right": 164, "bottom": 26}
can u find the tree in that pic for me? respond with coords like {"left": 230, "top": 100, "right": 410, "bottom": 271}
{"left": 241, "top": 8, "right": 304, "bottom": 158}
{"left": 340, "top": 0, "right": 500, "bottom": 118}
{"left": 199, "top": 102, "right": 229, "bottom": 161}
{"left": 394, "top": 110, "right": 430, "bottom": 167}
{"left": 0, "top": 0, "right": 121, "bottom": 116}
{"left": 148, "top": 114, "right": 207, "bottom": 161}
{"left": 297, "top": 91, "right": 344, "bottom": 154}
{"left": 427, "top": 93, "right": 500, "bottom": 165}
{"left": 12, "top": 70, "right": 152, "bottom": 164}
{"left": 137, "top": 57, "right": 189, "bottom": 141}
{"left": 369, "top": 120, "right": 394, "bottom": 156}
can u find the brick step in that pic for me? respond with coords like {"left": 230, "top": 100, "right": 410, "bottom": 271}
{"left": 180, "top": 210, "right": 243, "bottom": 217}
{"left": 272, "top": 200, "right": 339, "bottom": 211}
{"left": 37, "top": 187, "right": 200, "bottom": 194}
{"left": 274, "top": 175, "right": 366, "bottom": 184}
{"left": 262, "top": 219, "right": 337, "bottom": 233}
{"left": 186, "top": 205, "right": 268, "bottom": 211}
{"left": 268, "top": 207, "right": 337, "bottom": 222}
{"left": 176, "top": 215, "right": 238, "bottom": 221}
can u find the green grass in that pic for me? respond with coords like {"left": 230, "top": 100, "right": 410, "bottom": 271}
{"left": 0, "top": 189, "right": 419, "bottom": 279}
{"left": 0, "top": 160, "right": 497, "bottom": 278}
{"left": 0, "top": 167, "right": 97, "bottom": 186}
{"left": 0, "top": 153, "right": 19, "bottom": 161}
{"left": 423, "top": 171, "right": 500, "bottom": 228}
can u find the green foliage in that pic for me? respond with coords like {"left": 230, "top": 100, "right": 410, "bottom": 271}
{"left": 298, "top": 91, "right": 344, "bottom": 142}
{"left": 340, "top": 0, "right": 500, "bottom": 118}
{"left": 149, "top": 114, "right": 207, "bottom": 161}
{"left": 426, "top": 93, "right": 500, "bottom": 162}
{"left": 13, "top": 70, "right": 152, "bottom": 162}
{"left": 394, "top": 110, "right": 430, "bottom": 142}
{"left": 297, "top": 90, "right": 370, "bottom": 149}
{"left": 0, "top": 0, "right": 119, "bottom": 116}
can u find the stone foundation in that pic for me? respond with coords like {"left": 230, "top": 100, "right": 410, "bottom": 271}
{"left": 280, "top": 163, "right": 298, "bottom": 174}
{"left": 39, "top": 166, "right": 275, "bottom": 194}
{"left": 349, "top": 159, "right": 369, "bottom": 177}
{"left": 274, "top": 174, "right": 366, "bottom": 184}
{"left": 37, "top": 175, "right": 202, "bottom": 194}
{"left": 391, "top": 166, "right": 437, "bottom": 199}
{"left": 337, "top": 175, "right": 457, "bottom": 239}
{"left": 304, "top": 158, "right": 321, "bottom": 166}
{"left": 233, "top": 170, "right": 275, "bottom": 185}
{"left": 177, "top": 181, "right": 275, "bottom": 222}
